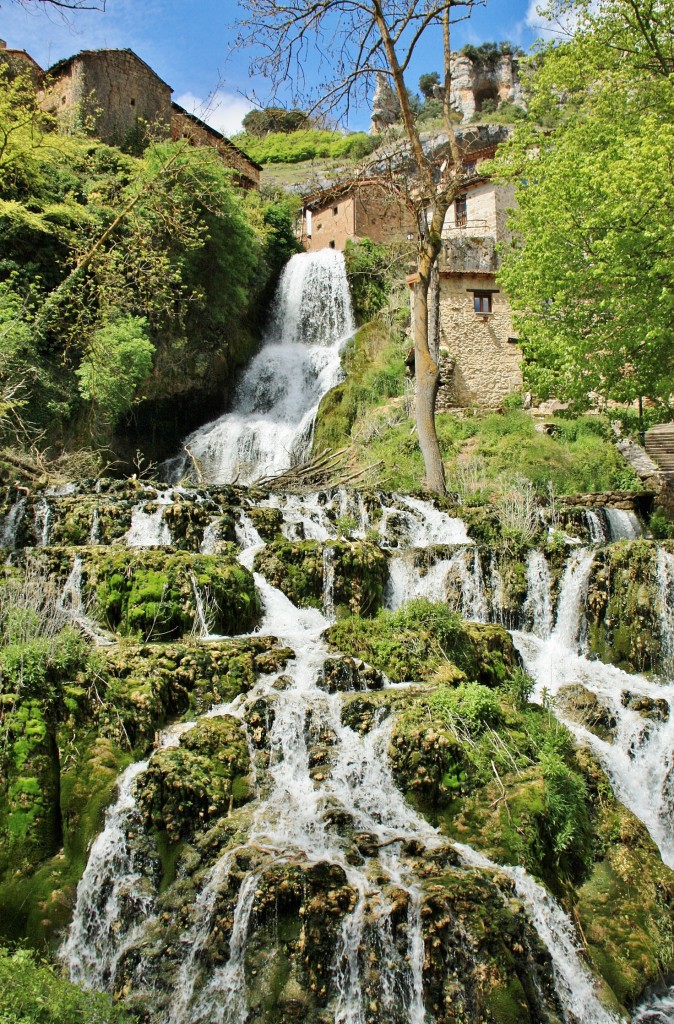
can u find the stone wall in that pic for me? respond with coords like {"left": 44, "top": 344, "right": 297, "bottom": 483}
{"left": 42, "top": 50, "right": 172, "bottom": 148}
{"left": 556, "top": 491, "right": 655, "bottom": 513}
{"left": 171, "top": 106, "right": 260, "bottom": 189}
{"left": 436, "top": 273, "right": 522, "bottom": 408}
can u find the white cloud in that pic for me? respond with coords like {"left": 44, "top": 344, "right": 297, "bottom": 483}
{"left": 174, "top": 91, "right": 255, "bottom": 138}
{"left": 524, "top": 0, "right": 599, "bottom": 40}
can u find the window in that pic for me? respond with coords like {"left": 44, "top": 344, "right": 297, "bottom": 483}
{"left": 465, "top": 161, "right": 476, "bottom": 175}
{"left": 329, "top": 240, "right": 336, "bottom": 249}
{"left": 455, "top": 194, "right": 468, "bottom": 226}
{"left": 130, "top": 97, "right": 136, "bottom": 107}
{"left": 332, "top": 206, "right": 338, "bottom": 215}
{"left": 473, "top": 292, "right": 493, "bottom": 314}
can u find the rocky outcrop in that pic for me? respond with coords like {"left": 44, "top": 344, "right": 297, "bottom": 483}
{"left": 370, "top": 71, "right": 402, "bottom": 133}
{"left": 449, "top": 51, "right": 526, "bottom": 122}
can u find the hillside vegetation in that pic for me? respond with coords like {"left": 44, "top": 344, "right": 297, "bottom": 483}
{"left": 0, "top": 68, "right": 301, "bottom": 470}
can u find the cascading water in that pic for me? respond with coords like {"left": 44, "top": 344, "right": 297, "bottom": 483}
{"left": 523, "top": 548, "right": 553, "bottom": 638}
{"left": 57, "top": 478, "right": 672, "bottom": 1021}
{"left": 455, "top": 844, "right": 619, "bottom": 1024}
{"left": 168, "top": 250, "right": 354, "bottom": 486}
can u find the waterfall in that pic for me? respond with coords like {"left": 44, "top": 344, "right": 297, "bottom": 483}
{"left": 172, "top": 250, "right": 354, "bottom": 486}
{"left": 455, "top": 844, "right": 619, "bottom": 1024}
{"left": 126, "top": 491, "right": 172, "bottom": 547}
{"left": 657, "top": 547, "right": 674, "bottom": 680}
{"left": 61, "top": 723, "right": 197, "bottom": 989}
{"left": 89, "top": 508, "right": 101, "bottom": 544}
{"left": 0, "top": 496, "right": 26, "bottom": 548}
{"left": 586, "top": 509, "right": 607, "bottom": 545}
{"left": 523, "top": 549, "right": 553, "bottom": 639}
{"left": 60, "top": 760, "right": 154, "bottom": 988}
{"left": 34, "top": 498, "right": 51, "bottom": 547}
{"left": 604, "top": 507, "right": 642, "bottom": 541}
{"left": 551, "top": 547, "right": 594, "bottom": 651}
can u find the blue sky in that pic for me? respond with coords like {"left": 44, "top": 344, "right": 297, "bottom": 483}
{"left": 2, "top": 0, "right": 559, "bottom": 135}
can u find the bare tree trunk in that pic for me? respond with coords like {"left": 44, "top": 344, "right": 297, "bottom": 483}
{"left": 413, "top": 246, "right": 445, "bottom": 494}
{"left": 428, "top": 261, "right": 440, "bottom": 363}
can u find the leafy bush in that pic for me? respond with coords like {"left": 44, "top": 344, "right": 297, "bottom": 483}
{"left": 242, "top": 107, "right": 309, "bottom": 136}
{"left": 0, "top": 946, "right": 132, "bottom": 1024}
{"left": 231, "top": 129, "right": 380, "bottom": 165}
{"left": 76, "top": 316, "right": 154, "bottom": 429}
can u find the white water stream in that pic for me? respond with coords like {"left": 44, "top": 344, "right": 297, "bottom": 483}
{"left": 169, "top": 250, "right": 354, "bottom": 486}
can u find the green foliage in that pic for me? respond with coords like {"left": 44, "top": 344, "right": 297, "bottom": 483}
{"left": 493, "top": 3, "right": 674, "bottom": 408}
{"left": 539, "top": 733, "right": 592, "bottom": 864}
{"left": 0, "top": 73, "right": 281, "bottom": 456}
{"left": 241, "top": 107, "right": 310, "bottom": 136}
{"left": 326, "top": 599, "right": 516, "bottom": 686}
{"left": 76, "top": 316, "right": 154, "bottom": 429}
{"left": 344, "top": 238, "right": 400, "bottom": 324}
{"left": 0, "top": 946, "right": 133, "bottom": 1024}
{"left": 419, "top": 72, "right": 440, "bottom": 99}
{"left": 231, "top": 129, "right": 380, "bottom": 165}
{"left": 460, "top": 42, "right": 523, "bottom": 65}
{"left": 312, "top": 318, "right": 407, "bottom": 453}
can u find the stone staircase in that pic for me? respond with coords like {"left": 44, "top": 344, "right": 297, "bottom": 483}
{"left": 645, "top": 424, "right": 674, "bottom": 477}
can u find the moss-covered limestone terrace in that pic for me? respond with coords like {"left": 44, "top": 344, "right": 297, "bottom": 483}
{"left": 1, "top": 475, "right": 673, "bottom": 1021}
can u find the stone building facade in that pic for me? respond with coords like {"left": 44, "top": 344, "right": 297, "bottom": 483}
{"left": 301, "top": 180, "right": 416, "bottom": 252}
{"left": 0, "top": 39, "right": 44, "bottom": 85}
{"left": 41, "top": 49, "right": 172, "bottom": 148}
{"left": 9, "top": 44, "right": 261, "bottom": 187}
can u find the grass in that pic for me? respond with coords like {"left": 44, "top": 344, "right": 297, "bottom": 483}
{"left": 312, "top": 316, "right": 641, "bottom": 495}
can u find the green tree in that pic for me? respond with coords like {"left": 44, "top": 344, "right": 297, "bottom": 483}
{"left": 493, "top": 0, "right": 674, "bottom": 408}
{"left": 419, "top": 72, "right": 440, "bottom": 99}
{"left": 241, "top": 107, "right": 310, "bottom": 136}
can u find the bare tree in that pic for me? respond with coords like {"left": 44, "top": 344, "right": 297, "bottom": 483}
{"left": 237, "top": 0, "right": 482, "bottom": 494}
{"left": 7, "top": 0, "right": 105, "bottom": 9}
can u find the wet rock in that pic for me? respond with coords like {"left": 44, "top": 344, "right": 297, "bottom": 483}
{"left": 137, "top": 715, "right": 252, "bottom": 841}
{"left": 318, "top": 655, "right": 384, "bottom": 693}
{"left": 620, "top": 691, "right": 670, "bottom": 722}
{"left": 556, "top": 684, "right": 618, "bottom": 742}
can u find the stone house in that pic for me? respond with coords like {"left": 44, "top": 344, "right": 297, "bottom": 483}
{"left": 6, "top": 43, "right": 260, "bottom": 188}
{"left": 399, "top": 141, "right": 523, "bottom": 409}
{"left": 301, "top": 180, "right": 417, "bottom": 252}
{"left": 171, "top": 104, "right": 261, "bottom": 190}
{"left": 0, "top": 39, "right": 44, "bottom": 85}
{"left": 40, "top": 48, "right": 173, "bottom": 149}
{"left": 433, "top": 163, "right": 522, "bottom": 409}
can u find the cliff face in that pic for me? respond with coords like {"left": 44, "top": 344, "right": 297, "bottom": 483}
{"left": 449, "top": 52, "right": 527, "bottom": 121}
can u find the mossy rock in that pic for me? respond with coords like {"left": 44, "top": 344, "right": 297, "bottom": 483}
{"left": 138, "top": 715, "right": 252, "bottom": 842}
{"left": 326, "top": 600, "right": 519, "bottom": 685}
{"left": 254, "top": 538, "right": 387, "bottom": 616}
{"left": 585, "top": 540, "right": 662, "bottom": 673}
{"left": 84, "top": 548, "right": 260, "bottom": 639}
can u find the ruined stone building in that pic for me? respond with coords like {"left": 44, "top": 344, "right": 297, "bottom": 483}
{"left": 300, "top": 180, "right": 417, "bottom": 252}
{"left": 0, "top": 42, "right": 261, "bottom": 189}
